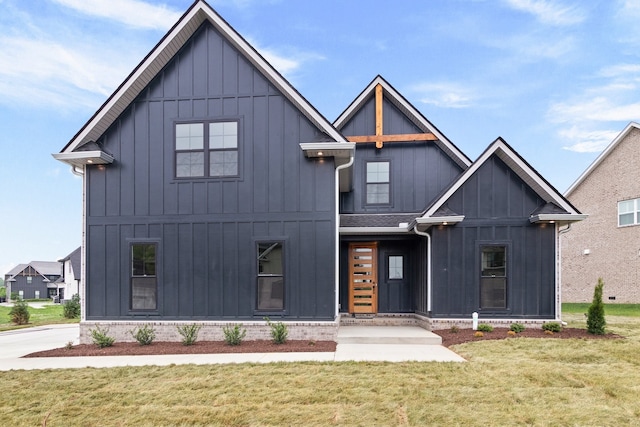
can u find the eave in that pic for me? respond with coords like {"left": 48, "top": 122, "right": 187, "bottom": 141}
{"left": 339, "top": 226, "right": 411, "bottom": 235}
{"left": 415, "top": 216, "right": 465, "bottom": 226}
{"left": 529, "top": 214, "right": 588, "bottom": 225}
{"left": 52, "top": 151, "right": 114, "bottom": 168}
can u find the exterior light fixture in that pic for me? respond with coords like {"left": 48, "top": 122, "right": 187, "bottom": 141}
{"left": 317, "top": 151, "right": 323, "bottom": 156}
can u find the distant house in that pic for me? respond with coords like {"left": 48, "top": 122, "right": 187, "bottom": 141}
{"left": 56, "top": 247, "right": 81, "bottom": 302}
{"left": 562, "top": 122, "right": 640, "bottom": 303}
{"left": 53, "top": 0, "right": 586, "bottom": 343}
{"left": 4, "top": 261, "right": 61, "bottom": 300}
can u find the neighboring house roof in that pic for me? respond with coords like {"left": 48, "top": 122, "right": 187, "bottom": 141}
{"left": 4, "top": 261, "right": 61, "bottom": 283}
{"left": 333, "top": 75, "right": 472, "bottom": 169}
{"left": 58, "top": 247, "right": 81, "bottom": 279}
{"left": 565, "top": 122, "right": 640, "bottom": 197}
{"left": 54, "top": 0, "right": 351, "bottom": 168}
{"left": 416, "top": 137, "right": 587, "bottom": 228}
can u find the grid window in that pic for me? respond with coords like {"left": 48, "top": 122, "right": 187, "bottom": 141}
{"left": 366, "top": 161, "right": 390, "bottom": 204}
{"left": 388, "top": 255, "right": 403, "bottom": 280}
{"left": 480, "top": 246, "right": 507, "bottom": 309}
{"left": 257, "top": 242, "right": 284, "bottom": 311}
{"left": 131, "top": 243, "right": 157, "bottom": 311}
{"left": 175, "top": 121, "right": 238, "bottom": 178}
{"left": 618, "top": 198, "right": 640, "bottom": 226}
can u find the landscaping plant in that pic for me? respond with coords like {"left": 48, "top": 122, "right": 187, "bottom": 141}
{"left": 510, "top": 323, "right": 525, "bottom": 333}
{"left": 130, "top": 324, "right": 156, "bottom": 345}
{"left": 177, "top": 324, "right": 201, "bottom": 346}
{"left": 542, "top": 322, "right": 562, "bottom": 333}
{"left": 222, "top": 324, "right": 247, "bottom": 346}
{"left": 264, "top": 317, "right": 288, "bottom": 344}
{"left": 9, "top": 299, "right": 30, "bottom": 325}
{"left": 90, "top": 325, "right": 115, "bottom": 348}
{"left": 477, "top": 323, "right": 493, "bottom": 332}
{"left": 62, "top": 293, "right": 81, "bottom": 319}
{"left": 587, "top": 278, "right": 606, "bottom": 335}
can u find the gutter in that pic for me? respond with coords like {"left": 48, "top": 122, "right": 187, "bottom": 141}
{"left": 335, "top": 155, "right": 354, "bottom": 319}
{"left": 413, "top": 227, "right": 432, "bottom": 312}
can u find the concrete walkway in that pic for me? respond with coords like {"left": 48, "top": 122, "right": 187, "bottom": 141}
{"left": 0, "top": 325, "right": 465, "bottom": 371}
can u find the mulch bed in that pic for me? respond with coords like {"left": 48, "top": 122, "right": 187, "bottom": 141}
{"left": 24, "top": 328, "right": 622, "bottom": 357}
{"left": 25, "top": 340, "right": 337, "bottom": 358}
{"left": 432, "top": 327, "right": 623, "bottom": 347}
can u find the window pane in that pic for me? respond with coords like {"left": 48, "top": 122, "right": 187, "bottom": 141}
{"left": 258, "top": 243, "right": 282, "bottom": 274}
{"left": 481, "top": 246, "right": 506, "bottom": 277}
{"left": 210, "top": 122, "right": 237, "bottom": 149}
{"left": 619, "top": 199, "right": 634, "bottom": 214}
{"left": 131, "top": 277, "right": 157, "bottom": 310}
{"left": 257, "top": 277, "right": 284, "bottom": 310}
{"left": 620, "top": 212, "right": 634, "bottom": 226}
{"left": 480, "top": 277, "right": 506, "bottom": 309}
{"left": 210, "top": 150, "right": 237, "bottom": 176}
{"left": 366, "top": 183, "right": 389, "bottom": 204}
{"left": 176, "top": 123, "right": 203, "bottom": 150}
{"left": 132, "top": 244, "right": 156, "bottom": 276}
{"left": 366, "top": 162, "right": 389, "bottom": 183}
{"left": 177, "top": 152, "right": 204, "bottom": 177}
{"left": 389, "top": 255, "right": 403, "bottom": 279}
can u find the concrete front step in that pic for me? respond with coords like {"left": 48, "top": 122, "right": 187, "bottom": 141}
{"left": 337, "top": 325, "right": 442, "bottom": 345}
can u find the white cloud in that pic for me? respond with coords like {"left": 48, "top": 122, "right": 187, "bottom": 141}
{"left": 503, "top": 0, "right": 586, "bottom": 26}
{"left": 412, "top": 82, "right": 476, "bottom": 109}
{"left": 248, "top": 38, "right": 325, "bottom": 77}
{"left": 559, "top": 126, "right": 620, "bottom": 152}
{"left": 51, "top": 0, "right": 181, "bottom": 30}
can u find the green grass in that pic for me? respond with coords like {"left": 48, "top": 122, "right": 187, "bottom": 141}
{"left": 563, "top": 302, "right": 640, "bottom": 317}
{"left": 1, "top": 311, "right": 640, "bottom": 425}
{"left": 0, "top": 303, "right": 79, "bottom": 332}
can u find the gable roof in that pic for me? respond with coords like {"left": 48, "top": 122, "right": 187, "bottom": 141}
{"left": 416, "top": 137, "right": 586, "bottom": 227}
{"left": 333, "top": 75, "right": 471, "bottom": 169}
{"left": 58, "top": 247, "right": 81, "bottom": 277}
{"left": 4, "top": 261, "right": 61, "bottom": 282}
{"left": 565, "top": 122, "right": 640, "bottom": 197}
{"left": 55, "top": 0, "right": 348, "bottom": 166}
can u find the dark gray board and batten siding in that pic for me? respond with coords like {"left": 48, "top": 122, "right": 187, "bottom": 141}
{"left": 85, "top": 22, "right": 336, "bottom": 320}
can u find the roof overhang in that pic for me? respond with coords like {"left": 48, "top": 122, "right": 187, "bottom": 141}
{"left": 339, "top": 226, "right": 411, "bottom": 235}
{"left": 529, "top": 214, "right": 588, "bottom": 225}
{"left": 52, "top": 151, "right": 114, "bottom": 168}
{"left": 415, "top": 216, "right": 465, "bottom": 226}
{"left": 301, "top": 142, "right": 355, "bottom": 192}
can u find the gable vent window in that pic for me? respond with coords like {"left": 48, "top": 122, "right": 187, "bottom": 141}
{"left": 618, "top": 198, "right": 640, "bottom": 227}
{"left": 366, "top": 161, "right": 390, "bottom": 204}
{"left": 175, "top": 121, "right": 239, "bottom": 178}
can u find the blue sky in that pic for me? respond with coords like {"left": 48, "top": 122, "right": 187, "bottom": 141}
{"left": 1, "top": 0, "right": 640, "bottom": 274}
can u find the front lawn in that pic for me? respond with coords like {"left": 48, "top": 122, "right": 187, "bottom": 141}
{"left": 0, "top": 303, "right": 79, "bottom": 332}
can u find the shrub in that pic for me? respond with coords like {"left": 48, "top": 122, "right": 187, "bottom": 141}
{"left": 542, "top": 322, "right": 562, "bottom": 333}
{"left": 449, "top": 325, "right": 460, "bottom": 333}
{"left": 90, "top": 325, "right": 115, "bottom": 348}
{"left": 177, "top": 324, "right": 201, "bottom": 346}
{"left": 265, "top": 317, "right": 288, "bottom": 344}
{"left": 587, "top": 278, "right": 606, "bottom": 335}
{"left": 223, "top": 324, "right": 247, "bottom": 346}
{"left": 477, "top": 323, "right": 493, "bottom": 332}
{"left": 63, "top": 293, "right": 81, "bottom": 319}
{"left": 65, "top": 341, "right": 74, "bottom": 350}
{"left": 0, "top": 286, "right": 5, "bottom": 299}
{"left": 510, "top": 323, "right": 525, "bottom": 333}
{"left": 9, "top": 299, "right": 30, "bottom": 325}
{"left": 474, "top": 331, "right": 484, "bottom": 338}
{"left": 130, "top": 324, "right": 156, "bottom": 346}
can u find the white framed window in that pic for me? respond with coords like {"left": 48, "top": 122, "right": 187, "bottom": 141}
{"left": 366, "top": 161, "right": 390, "bottom": 204}
{"left": 618, "top": 198, "right": 640, "bottom": 227}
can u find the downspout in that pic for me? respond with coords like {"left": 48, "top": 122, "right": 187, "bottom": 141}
{"left": 71, "top": 165, "right": 87, "bottom": 323}
{"left": 557, "top": 223, "right": 572, "bottom": 324}
{"left": 413, "top": 227, "right": 432, "bottom": 313}
{"left": 335, "top": 155, "right": 354, "bottom": 319}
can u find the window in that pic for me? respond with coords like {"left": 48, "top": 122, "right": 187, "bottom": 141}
{"left": 480, "top": 246, "right": 507, "bottom": 309}
{"left": 175, "top": 121, "right": 238, "bottom": 178}
{"left": 257, "top": 242, "right": 284, "bottom": 311}
{"left": 131, "top": 243, "right": 157, "bottom": 310}
{"left": 388, "top": 255, "right": 403, "bottom": 280}
{"left": 26, "top": 276, "right": 32, "bottom": 284}
{"left": 366, "top": 161, "right": 390, "bottom": 204}
{"left": 618, "top": 198, "right": 640, "bottom": 226}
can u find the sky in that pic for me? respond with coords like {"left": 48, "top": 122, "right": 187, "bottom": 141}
{"left": 1, "top": 0, "right": 640, "bottom": 275}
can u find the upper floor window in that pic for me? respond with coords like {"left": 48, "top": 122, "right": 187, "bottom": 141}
{"left": 366, "top": 161, "right": 390, "bottom": 204}
{"left": 175, "top": 121, "right": 238, "bottom": 178}
{"left": 618, "top": 198, "right": 640, "bottom": 227}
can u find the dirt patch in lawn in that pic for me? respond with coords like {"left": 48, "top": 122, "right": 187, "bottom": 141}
{"left": 25, "top": 340, "right": 337, "bottom": 358}
{"left": 433, "top": 327, "right": 623, "bottom": 347}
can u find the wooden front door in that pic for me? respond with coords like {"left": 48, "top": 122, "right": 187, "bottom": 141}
{"left": 348, "top": 242, "right": 378, "bottom": 314}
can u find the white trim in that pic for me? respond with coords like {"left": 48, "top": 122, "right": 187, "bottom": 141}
{"left": 299, "top": 142, "right": 355, "bottom": 159}
{"left": 60, "top": 0, "right": 346, "bottom": 156}
{"left": 53, "top": 151, "right": 114, "bottom": 167}
{"left": 529, "top": 214, "right": 588, "bottom": 223}
{"left": 565, "top": 122, "right": 640, "bottom": 196}
{"left": 333, "top": 76, "right": 471, "bottom": 169}
{"left": 339, "top": 226, "right": 411, "bottom": 235}
{"left": 415, "top": 216, "right": 465, "bottom": 225}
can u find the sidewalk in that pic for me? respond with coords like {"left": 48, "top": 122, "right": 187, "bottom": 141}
{"left": 0, "top": 325, "right": 465, "bottom": 371}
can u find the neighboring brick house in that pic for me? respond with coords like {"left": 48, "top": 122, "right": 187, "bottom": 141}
{"left": 562, "top": 122, "right": 640, "bottom": 303}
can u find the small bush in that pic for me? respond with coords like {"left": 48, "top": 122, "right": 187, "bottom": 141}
{"left": 474, "top": 331, "right": 484, "bottom": 338}
{"left": 63, "top": 293, "right": 81, "bottom": 319}
{"left": 130, "top": 324, "right": 156, "bottom": 346}
{"left": 587, "top": 278, "right": 606, "bottom": 335}
{"left": 477, "top": 323, "right": 493, "bottom": 332}
{"left": 177, "top": 324, "right": 201, "bottom": 346}
{"left": 265, "top": 317, "right": 288, "bottom": 344}
{"left": 510, "top": 323, "right": 525, "bottom": 333}
{"left": 542, "top": 322, "right": 562, "bottom": 333}
{"left": 65, "top": 341, "right": 74, "bottom": 350}
{"left": 449, "top": 325, "right": 460, "bottom": 333}
{"left": 223, "top": 324, "right": 247, "bottom": 346}
{"left": 90, "top": 325, "right": 115, "bottom": 348}
{"left": 9, "top": 299, "right": 30, "bottom": 325}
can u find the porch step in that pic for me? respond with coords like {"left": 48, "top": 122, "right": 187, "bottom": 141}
{"left": 337, "top": 326, "right": 442, "bottom": 345}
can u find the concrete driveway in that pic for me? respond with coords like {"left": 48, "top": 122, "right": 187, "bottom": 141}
{"left": 0, "top": 324, "right": 79, "bottom": 360}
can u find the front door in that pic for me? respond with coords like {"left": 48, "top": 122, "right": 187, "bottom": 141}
{"left": 348, "top": 242, "right": 378, "bottom": 314}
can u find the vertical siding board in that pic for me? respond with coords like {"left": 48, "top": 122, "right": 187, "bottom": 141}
{"left": 208, "top": 222, "right": 223, "bottom": 316}
{"left": 134, "top": 102, "right": 150, "bottom": 216}
{"left": 178, "top": 182, "right": 193, "bottom": 215}
{"left": 252, "top": 95, "right": 268, "bottom": 212}
{"left": 105, "top": 130, "right": 121, "bottom": 217}
{"left": 222, "top": 181, "right": 238, "bottom": 213}
{"left": 207, "top": 181, "right": 223, "bottom": 213}
{"left": 284, "top": 221, "right": 301, "bottom": 317}
{"left": 163, "top": 101, "right": 178, "bottom": 215}
{"left": 238, "top": 55, "right": 253, "bottom": 94}
{"left": 193, "top": 182, "right": 207, "bottom": 214}
{"left": 178, "top": 45, "right": 193, "bottom": 97}
{"left": 149, "top": 101, "right": 164, "bottom": 215}
{"left": 315, "top": 220, "right": 334, "bottom": 318}
{"left": 178, "top": 223, "right": 193, "bottom": 316}
{"left": 192, "top": 28, "right": 208, "bottom": 97}
{"left": 238, "top": 96, "right": 253, "bottom": 213}
{"left": 119, "top": 109, "right": 135, "bottom": 216}
{"left": 163, "top": 223, "right": 179, "bottom": 316}
{"left": 207, "top": 27, "right": 223, "bottom": 96}
{"left": 88, "top": 159, "right": 107, "bottom": 217}
{"left": 222, "top": 222, "right": 238, "bottom": 316}
{"left": 162, "top": 61, "right": 178, "bottom": 98}
{"left": 268, "top": 95, "right": 284, "bottom": 213}
{"left": 192, "top": 222, "right": 208, "bottom": 316}
{"left": 237, "top": 222, "right": 253, "bottom": 316}
{"left": 87, "top": 226, "right": 106, "bottom": 318}
{"left": 222, "top": 42, "right": 238, "bottom": 96}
